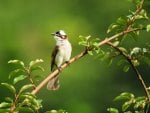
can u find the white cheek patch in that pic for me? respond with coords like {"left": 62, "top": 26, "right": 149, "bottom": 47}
{"left": 59, "top": 30, "right": 66, "bottom": 36}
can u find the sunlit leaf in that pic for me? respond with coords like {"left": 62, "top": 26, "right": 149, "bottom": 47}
{"left": 45, "top": 109, "right": 67, "bottom": 113}
{"left": 19, "top": 84, "right": 34, "bottom": 93}
{"left": 13, "top": 75, "right": 27, "bottom": 84}
{"left": 8, "top": 60, "right": 25, "bottom": 67}
{"left": 112, "top": 41, "right": 120, "bottom": 47}
{"left": 122, "top": 101, "right": 132, "bottom": 111}
{"left": 29, "top": 59, "right": 43, "bottom": 68}
{"left": 0, "top": 102, "right": 11, "bottom": 108}
{"left": 9, "top": 69, "right": 24, "bottom": 79}
{"left": 114, "top": 92, "right": 134, "bottom": 101}
{"left": 146, "top": 24, "right": 150, "bottom": 32}
{"left": 107, "top": 107, "right": 119, "bottom": 113}
{"left": 30, "top": 66, "right": 45, "bottom": 72}
{"left": 123, "top": 65, "right": 130, "bottom": 72}
{"left": 87, "top": 51, "right": 93, "bottom": 55}
{"left": 1, "top": 83, "right": 16, "bottom": 95}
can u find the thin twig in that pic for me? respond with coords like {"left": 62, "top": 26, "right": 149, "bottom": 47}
{"left": 106, "top": 41, "right": 150, "bottom": 102}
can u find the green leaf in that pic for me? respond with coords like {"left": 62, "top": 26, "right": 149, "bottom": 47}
{"left": 122, "top": 101, "right": 132, "bottom": 111}
{"left": 87, "top": 51, "right": 93, "bottom": 55}
{"left": 19, "top": 84, "right": 34, "bottom": 94}
{"left": 0, "top": 109, "right": 10, "bottom": 112}
{"left": 112, "top": 41, "right": 120, "bottom": 47}
{"left": 132, "top": 60, "right": 140, "bottom": 67}
{"left": 13, "top": 75, "right": 27, "bottom": 84}
{"left": 134, "top": 96, "right": 146, "bottom": 109}
{"left": 1, "top": 83, "right": 16, "bottom": 95}
{"left": 16, "top": 107, "right": 34, "bottom": 113}
{"left": 146, "top": 24, "right": 150, "bottom": 32}
{"left": 8, "top": 60, "right": 25, "bottom": 67}
{"left": 30, "top": 66, "right": 45, "bottom": 72}
{"left": 107, "top": 23, "right": 119, "bottom": 33}
{"left": 114, "top": 92, "right": 134, "bottom": 101}
{"left": 118, "top": 47, "right": 128, "bottom": 53}
{"left": 123, "top": 65, "right": 130, "bottom": 72}
{"left": 5, "top": 97, "right": 13, "bottom": 103}
{"left": 29, "top": 59, "right": 43, "bottom": 68}
{"left": 107, "top": 107, "right": 119, "bottom": 113}
{"left": 45, "top": 110, "right": 67, "bottom": 113}
{"left": 117, "top": 59, "right": 127, "bottom": 66}
{"left": 9, "top": 69, "right": 24, "bottom": 79}
{"left": 0, "top": 102, "right": 11, "bottom": 108}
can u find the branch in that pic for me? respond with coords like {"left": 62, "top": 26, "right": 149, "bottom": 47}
{"left": 31, "top": 28, "right": 144, "bottom": 95}
{"left": 106, "top": 41, "right": 150, "bottom": 102}
{"left": 32, "top": 0, "right": 146, "bottom": 95}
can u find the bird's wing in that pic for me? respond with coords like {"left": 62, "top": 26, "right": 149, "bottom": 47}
{"left": 51, "top": 46, "right": 59, "bottom": 71}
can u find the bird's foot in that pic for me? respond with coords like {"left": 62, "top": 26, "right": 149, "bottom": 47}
{"left": 65, "top": 61, "right": 70, "bottom": 66}
{"left": 57, "top": 66, "right": 62, "bottom": 72}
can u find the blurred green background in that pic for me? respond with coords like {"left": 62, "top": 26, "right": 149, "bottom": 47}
{"left": 0, "top": 0, "right": 149, "bottom": 113}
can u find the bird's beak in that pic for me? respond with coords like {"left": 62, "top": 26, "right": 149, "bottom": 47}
{"left": 51, "top": 33, "right": 55, "bottom": 36}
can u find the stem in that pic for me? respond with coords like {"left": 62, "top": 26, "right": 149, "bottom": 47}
{"left": 106, "top": 42, "right": 150, "bottom": 101}
{"left": 25, "top": 68, "right": 36, "bottom": 89}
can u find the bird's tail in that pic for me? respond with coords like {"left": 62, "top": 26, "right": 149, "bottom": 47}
{"left": 47, "top": 75, "right": 60, "bottom": 90}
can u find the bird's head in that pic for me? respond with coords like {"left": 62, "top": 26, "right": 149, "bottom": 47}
{"left": 51, "top": 30, "right": 67, "bottom": 41}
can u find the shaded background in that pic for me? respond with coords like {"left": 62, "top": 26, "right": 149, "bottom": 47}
{"left": 0, "top": 0, "right": 150, "bottom": 113}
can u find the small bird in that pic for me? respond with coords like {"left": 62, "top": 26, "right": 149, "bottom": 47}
{"left": 47, "top": 30, "right": 72, "bottom": 90}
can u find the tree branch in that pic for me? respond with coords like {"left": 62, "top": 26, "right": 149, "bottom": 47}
{"left": 32, "top": 0, "right": 145, "bottom": 95}
{"left": 31, "top": 28, "right": 144, "bottom": 95}
{"left": 106, "top": 41, "right": 150, "bottom": 102}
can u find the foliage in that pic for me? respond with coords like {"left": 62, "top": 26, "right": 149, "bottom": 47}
{"left": 0, "top": 0, "right": 150, "bottom": 113}
{"left": 78, "top": 0, "right": 150, "bottom": 113}
{"left": 0, "top": 59, "right": 65, "bottom": 113}
{"left": 107, "top": 92, "right": 150, "bottom": 113}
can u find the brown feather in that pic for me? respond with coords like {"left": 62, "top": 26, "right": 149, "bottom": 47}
{"left": 51, "top": 46, "right": 59, "bottom": 71}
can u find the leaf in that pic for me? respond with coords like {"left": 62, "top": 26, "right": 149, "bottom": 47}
{"left": 0, "top": 102, "right": 11, "bottom": 108}
{"left": 117, "top": 59, "right": 127, "bottom": 66}
{"left": 114, "top": 92, "right": 134, "bottom": 101}
{"left": 0, "top": 109, "right": 10, "bottom": 112}
{"left": 45, "top": 110, "right": 67, "bottom": 113}
{"left": 29, "top": 59, "right": 43, "bottom": 68}
{"left": 30, "top": 66, "right": 45, "bottom": 72}
{"left": 19, "top": 84, "right": 34, "bottom": 94}
{"left": 1, "top": 83, "right": 16, "bottom": 95}
{"left": 107, "top": 23, "right": 119, "bottom": 33}
{"left": 122, "top": 101, "right": 132, "bottom": 111}
{"left": 5, "top": 97, "right": 13, "bottom": 103}
{"left": 118, "top": 47, "right": 128, "bottom": 53}
{"left": 112, "top": 41, "right": 120, "bottom": 47}
{"left": 87, "top": 51, "right": 93, "bottom": 55}
{"left": 13, "top": 75, "right": 27, "bottom": 84}
{"left": 16, "top": 107, "right": 34, "bottom": 113}
{"left": 123, "top": 65, "right": 130, "bottom": 72}
{"left": 134, "top": 96, "right": 146, "bottom": 109}
{"left": 146, "top": 24, "right": 150, "bottom": 32}
{"left": 8, "top": 60, "right": 24, "bottom": 67}
{"left": 9, "top": 69, "right": 24, "bottom": 79}
{"left": 107, "top": 107, "right": 119, "bottom": 113}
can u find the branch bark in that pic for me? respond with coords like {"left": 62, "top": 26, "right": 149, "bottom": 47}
{"left": 31, "top": 28, "right": 144, "bottom": 95}
{"left": 32, "top": 0, "right": 145, "bottom": 95}
{"left": 106, "top": 41, "right": 150, "bottom": 102}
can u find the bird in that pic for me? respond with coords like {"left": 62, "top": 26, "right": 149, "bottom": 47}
{"left": 47, "top": 30, "right": 72, "bottom": 90}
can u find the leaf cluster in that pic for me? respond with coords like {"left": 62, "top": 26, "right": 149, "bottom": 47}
{"left": 107, "top": 92, "right": 150, "bottom": 113}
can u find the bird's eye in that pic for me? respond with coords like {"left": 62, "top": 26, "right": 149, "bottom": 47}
{"left": 55, "top": 31, "right": 59, "bottom": 34}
